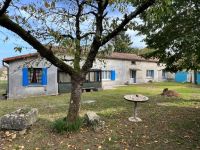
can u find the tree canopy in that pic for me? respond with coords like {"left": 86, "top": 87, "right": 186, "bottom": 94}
{"left": 137, "top": 0, "right": 200, "bottom": 72}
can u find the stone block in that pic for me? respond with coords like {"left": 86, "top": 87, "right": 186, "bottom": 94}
{"left": 0, "top": 108, "right": 38, "bottom": 131}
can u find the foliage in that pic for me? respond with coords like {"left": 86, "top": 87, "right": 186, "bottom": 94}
{"left": 52, "top": 117, "right": 83, "bottom": 133}
{"left": 106, "top": 20, "right": 134, "bottom": 53}
{"left": 137, "top": 0, "right": 200, "bottom": 72}
{"left": 0, "top": 80, "right": 7, "bottom": 96}
{"left": 137, "top": 47, "right": 155, "bottom": 55}
{"left": 112, "top": 31, "right": 133, "bottom": 53}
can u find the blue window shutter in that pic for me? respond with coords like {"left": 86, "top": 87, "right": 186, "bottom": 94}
{"left": 197, "top": 72, "right": 200, "bottom": 84}
{"left": 22, "top": 68, "right": 29, "bottom": 86}
{"left": 175, "top": 71, "right": 188, "bottom": 83}
{"left": 111, "top": 70, "right": 116, "bottom": 81}
{"left": 42, "top": 68, "right": 48, "bottom": 85}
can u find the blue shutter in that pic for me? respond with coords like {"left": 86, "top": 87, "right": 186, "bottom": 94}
{"left": 175, "top": 71, "right": 188, "bottom": 83}
{"left": 22, "top": 68, "right": 29, "bottom": 86}
{"left": 111, "top": 70, "right": 116, "bottom": 81}
{"left": 42, "top": 68, "right": 47, "bottom": 85}
{"left": 197, "top": 72, "right": 200, "bottom": 84}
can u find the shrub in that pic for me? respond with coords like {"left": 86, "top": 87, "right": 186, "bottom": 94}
{"left": 52, "top": 117, "right": 83, "bottom": 133}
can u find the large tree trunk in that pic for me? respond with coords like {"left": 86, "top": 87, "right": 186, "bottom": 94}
{"left": 67, "top": 75, "right": 83, "bottom": 122}
{"left": 194, "top": 69, "right": 197, "bottom": 85}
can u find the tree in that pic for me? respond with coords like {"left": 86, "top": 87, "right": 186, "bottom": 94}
{"left": 137, "top": 0, "right": 200, "bottom": 74}
{"left": 0, "top": 0, "right": 155, "bottom": 123}
{"left": 106, "top": 20, "right": 136, "bottom": 53}
{"left": 113, "top": 31, "right": 133, "bottom": 53}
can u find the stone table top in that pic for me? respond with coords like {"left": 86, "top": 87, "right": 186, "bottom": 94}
{"left": 124, "top": 94, "right": 149, "bottom": 102}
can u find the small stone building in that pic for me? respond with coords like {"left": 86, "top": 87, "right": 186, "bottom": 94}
{"left": 3, "top": 52, "right": 173, "bottom": 99}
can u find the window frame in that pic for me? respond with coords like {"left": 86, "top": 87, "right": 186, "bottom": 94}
{"left": 162, "top": 70, "right": 167, "bottom": 79}
{"left": 102, "top": 70, "right": 111, "bottom": 81}
{"left": 131, "top": 61, "right": 136, "bottom": 65}
{"left": 146, "top": 70, "right": 154, "bottom": 78}
{"left": 58, "top": 70, "right": 101, "bottom": 83}
{"left": 58, "top": 71, "right": 71, "bottom": 83}
{"left": 28, "top": 68, "right": 43, "bottom": 85}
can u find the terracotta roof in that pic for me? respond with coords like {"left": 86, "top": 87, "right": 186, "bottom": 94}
{"left": 3, "top": 52, "right": 158, "bottom": 64}
{"left": 105, "top": 52, "right": 158, "bottom": 62}
{"left": 3, "top": 53, "right": 38, "bottom": 63}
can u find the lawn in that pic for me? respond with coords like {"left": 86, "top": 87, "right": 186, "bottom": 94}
{"left": 0, "top": 80, "right": 7, "bottom": 96}
{"left": 0, "top": 82, "right": 200, "bottom": 150}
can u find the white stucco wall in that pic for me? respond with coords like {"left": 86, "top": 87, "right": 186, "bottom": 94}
{"left": 8, "top": 58, "right": 58, "bottom": 99}
{"left": 93, "top": 59, "right": 168, "bottom": 88}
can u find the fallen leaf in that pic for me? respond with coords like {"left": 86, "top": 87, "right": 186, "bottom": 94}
{"left": 5, "top": 131, "right": 10, "bottom": 136}
{"left": 11, "top": 134, "right": 16, "bottom": 139}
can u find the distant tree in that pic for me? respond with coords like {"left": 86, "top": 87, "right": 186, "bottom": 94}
{"left": 103, "top": 20, "right": 134, "bottom": 53}
{"left": 0, "top": 0, "right": 155, "bottom": 123}
{"left": 112, "top": 31, "right": 133, "bottom": 53}
{"left": 138, "top": 48, "right": 155, "bottom": 55}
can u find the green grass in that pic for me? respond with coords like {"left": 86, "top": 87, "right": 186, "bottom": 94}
{"left": 0, "top": 81, "right": 200, "bottom": 150}
{"left": 52, "top": 117, "right": 83, "bottom": 133}
{"left": 0, "top": 80, "right": 7, "bottom": 96}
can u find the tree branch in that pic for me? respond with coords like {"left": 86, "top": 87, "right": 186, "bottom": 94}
{"left": 61, "top": 34, "right": 74, "bottom": 40}
{"left": 80, "top": 32, "right": 95, "bottom": 39}
{"left": 74, "top": 0, "right": 86, "bottom": 71}
{"left": 0, "top": 0, "right": 12, "bottom": 16}
{"left": 101, "top": 0, "right": 155, "bottom": 46}
{"left": 81, "top": 0, "right": 108, "bottom": 73}
{"left": 0, "top": 14, "right": 75, "bottom": 75}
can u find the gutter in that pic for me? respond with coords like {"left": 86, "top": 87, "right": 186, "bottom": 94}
{"left": 2, "top": 61, "right": 9, "bottom": 99}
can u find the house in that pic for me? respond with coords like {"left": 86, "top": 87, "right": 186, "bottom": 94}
{"left": 3, "top": 52, "right": 172, "bottom": 99}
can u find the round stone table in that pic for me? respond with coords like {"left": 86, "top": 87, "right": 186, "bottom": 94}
{"left": 124, "top": 94, "right": 149, "bottom": 122}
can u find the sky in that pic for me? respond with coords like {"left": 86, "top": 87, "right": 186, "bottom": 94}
{"left": 0, "top": 1, "right": 146, "bottom": 67}
{"left": 0, "top": 31, "right": 146, "bottom": 67}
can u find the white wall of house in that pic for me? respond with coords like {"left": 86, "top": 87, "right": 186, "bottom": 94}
{"left": 93, "top": 59, "right": 168, "bottom": 88}
{"left": 7, "top": 58, "right": 58, "bottom": 99}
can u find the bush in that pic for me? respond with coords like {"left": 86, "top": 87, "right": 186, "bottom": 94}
{"left": 52, "top": 117, "right": 83, "bottom": 133}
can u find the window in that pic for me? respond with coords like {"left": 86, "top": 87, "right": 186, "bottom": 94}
{"left": 58, "top": 71, "right": 71, "bottom": 83}
{"left": 146, "top": 70, "right": 154, "bottom": 78}
{"left": 85, "top": 71, "right": 101, "bottom": 82}
{"left": 28, "top": 68, "right": 42, "bottom": 84}
{"left": 22, "top": 68, "right": 47, "bottom": 86}
{"left": 102, "top": 70, "right": 111, "bottom": 80}
{"left": 131, "top": 61, "right": 136, "bottom": 65}
{"left": 162, "top": 70, "right": 167, "bottom": 79}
